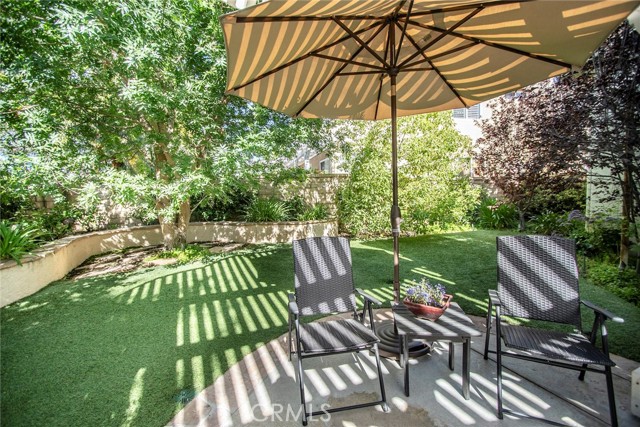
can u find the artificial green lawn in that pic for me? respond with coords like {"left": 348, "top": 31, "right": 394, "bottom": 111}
{"left": 1, "top": 230, "right": 638, "bottom": 427}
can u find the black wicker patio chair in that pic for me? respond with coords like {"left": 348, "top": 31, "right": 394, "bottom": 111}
{"left": 484, "top": 235, "right": 624, "bottom": 426}
{"left": 288, "top": 236, "right": 388, "bottom": 425}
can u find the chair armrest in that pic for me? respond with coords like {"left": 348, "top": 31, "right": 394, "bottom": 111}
{"left": 288, "top": 301, "right": 299, "bottom": 316}
{"left": 355, "top": 288, "right": 382, "bottom": 305}
{"left": 288, "top": 293, "right": 299, "bottom": 316}
{"left": 488, "top": 289, "right": 501, "bottom": 306}
{"left": 582, "top": 299, "right": 624, "bottom": 323}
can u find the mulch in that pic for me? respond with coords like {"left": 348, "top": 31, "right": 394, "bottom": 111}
{"left": 65, "top": 242, "right": 245, "bottom": 280}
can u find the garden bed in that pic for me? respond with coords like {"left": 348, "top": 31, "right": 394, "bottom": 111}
{"left": 0, "top": 220, "right": 337, "bottom": 307}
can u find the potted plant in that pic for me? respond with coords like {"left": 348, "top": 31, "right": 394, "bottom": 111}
{"left": 403, "top": 278, "right": 452, "bottom": 321}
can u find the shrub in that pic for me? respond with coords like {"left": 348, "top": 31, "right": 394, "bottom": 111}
{"left": 527, "top": 183, "right": 586, "bottom": 217}
{"left": 589, "top": 216, "right": 622, "bottom": 254}
{"left": 338, "top": 113, "right": 479, "bottom": 237}
{"left": 244, "top": 198, "right": 290, "bottom": 222}
{"left": 527, "top": 211, "right": 571, "bottom": 235}
{"left": 15, "top": 203, "right": 78, "bottom": 241}
{"left": 524, "top": 211, "right": 623, "bottom": 259}
{"left": 569, "top": 225, "right": 601, "bottom": 257}
{"left": 191, "top": 188, "right": 255, "bottom": 222}
{"left": 282, "top": 196, "right": 306, "bottom": 219}
{"left": 473, "top": 197, "right": 518, "bottom": 230}
{"left": 0, "top": 221, "right": 39, "bottom": 264}
{"left": 407, "top": 208, "right": 432, "bottom": 234}
{"left": 405, "top": 186, "right": 479, "bottom": 234}
{"left": 297, "top": 204, "right": 329, "bottom": 221}
{"left": 568, "top": 215, "right": 620, "bottom": 258}
{"left": 587, "top": 260, "right": 640, "bottom": 305}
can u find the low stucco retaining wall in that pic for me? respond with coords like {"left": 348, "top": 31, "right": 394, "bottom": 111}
{"left": 0, "top": 220, "right": 337, "bottom": 307}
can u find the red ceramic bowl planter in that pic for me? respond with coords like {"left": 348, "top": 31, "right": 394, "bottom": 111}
{"left": 403, "top": 294, "right": 453, "bottom": 321}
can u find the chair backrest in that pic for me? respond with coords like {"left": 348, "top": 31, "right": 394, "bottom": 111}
{"left": 293, "top": 236, "right": 357, "bottom": 316}
{"left": 497, "top": 235, "right": 581, "bottom": 328}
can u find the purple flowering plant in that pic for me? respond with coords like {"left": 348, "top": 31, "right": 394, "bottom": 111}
{"left": 404, "top": 278, "right": 447, "bottom": 307}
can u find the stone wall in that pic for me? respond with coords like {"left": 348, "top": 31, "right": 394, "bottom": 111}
{"left": 0, "top": 220, "right": 338, "bottom": 307}
{"left": 258, "top": 173, "right": 348, "bottom": 215}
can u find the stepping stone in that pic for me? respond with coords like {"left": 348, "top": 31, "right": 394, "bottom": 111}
{"left": 146, "top": 258, "right": 178, "bottom": 266}
{"left": 209, "top": 243, "right": 245, "bottom": 254}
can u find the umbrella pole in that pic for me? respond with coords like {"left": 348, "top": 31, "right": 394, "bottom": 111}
{"left": 378, "top": 72, "right": 429, "bottom": 358}
{"left": 380, "top": 20, "right": 428, "bottom": 358}
{"left": 390, "top": 72, "right": 401, "bottom": 304}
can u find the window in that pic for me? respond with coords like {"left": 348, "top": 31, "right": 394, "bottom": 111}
{"left": 467, "top": 104, "right": 481, "bottom": 119}
{"left": 452, "top": 104, "right": 481, "bottom": 119}
{"left": 319, "top": 159, "right": 328, "bottom": 172}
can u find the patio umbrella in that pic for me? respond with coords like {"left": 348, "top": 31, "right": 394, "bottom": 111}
{"left": 220, "top": 0, "right": 639, "bottom": 303}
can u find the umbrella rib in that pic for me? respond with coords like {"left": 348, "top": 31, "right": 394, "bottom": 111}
{"left": 403, "top": 41, "right": 478, "bottom": 68}
{"left": 338, "top": 70, "right": 386, "bottom": 76}
{"left": 236, "top": 15, "right": 383, "bottom": 23}
{"left": 229, "top": 21, "right": 383, "bottom": 92}
{"left": 393, "top": 0, "right": 408, "bottom": 16}
{"left": 405, "top": 19, "right": 573, "bottom": 69}
{"left": 332, "top": 17, "right": 390, "bottom": 69}
{"left": 293, "top": 22, "right": 389, "bottom": 117}
{"left": 402, "top": 67, "right": 435, "bottom": 72}
{"left": 400, "top": 24, "right": 469, "bottom": 108}
{"left": 292, "top": 62, "right": 350, "bottom": 118}
{"left": 397, "top": 6, "right": 484, "bottom": 69}
{"left": 394, "top": 0, "right": 414, "bottom": 67}
{"left": 375, "top": 22, "right": 393, "bottom": 120}
{"left": 425, "top": 42, "right": 480, "bottom": 62}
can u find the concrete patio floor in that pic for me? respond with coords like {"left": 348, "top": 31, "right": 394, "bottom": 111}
{"left": 168, "top": 309, "right": 639, "bottom": 427}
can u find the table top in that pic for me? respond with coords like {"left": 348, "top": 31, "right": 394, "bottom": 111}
{"left": 393, "top": 302, "right": 482, "bottom": 339}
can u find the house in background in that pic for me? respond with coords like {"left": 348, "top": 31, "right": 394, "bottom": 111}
{"left": 289, "top": 147, "right": 347, "bottom": 174}
{"left": 452, "top": 103, "right": 492, "bottom": 184}
{"left": 452, "top": 104, "right": 484, "bottom": 142}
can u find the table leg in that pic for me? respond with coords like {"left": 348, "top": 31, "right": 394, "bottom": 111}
{"left": 462, "top": 338, "right": 471, "bottom": 399}
{"left": 448, "top": 342, "right": 454, "bottom": 370}
{"left": 398, "top": 333, "right": 404, "bottom": 368}
{"left": 403, "top": 334, "right": 410, "bottom": 397}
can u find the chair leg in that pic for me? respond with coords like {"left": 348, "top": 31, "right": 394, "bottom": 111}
{"left": 296, "top": 353, "right": 308, "bottom": 426}
{"left": 495, "top": 316, "right": 503, "bottom": 419}
{"left": 484, "top": 310, "right": 492, "bottom": 360}
{"left": 605, "top": 365, "right": 618, "bottom": 427}
{"left": 372, "top": 343, "right": 389, "bottom": 412}
{"left": 288, "top": 313, "right": 293, "bottom": 361}
{"left": 578, "top": 363, "right": 587, "bottom": 381}
{"left": 496, "top": 351, "right": 504, "bottom": 418}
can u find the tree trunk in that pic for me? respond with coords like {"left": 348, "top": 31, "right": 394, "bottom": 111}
{"left": 154, "top": 141, "right": 182, "bottom": 250}
{"left": 175, "top": 199, "right": 191, "bottom": 249}
{"left": 157, "top": 208, "right": 176, "bottom": 249}
{"left": 619, "top": 168, "right": 632, "bottom": 269}
{"left": 517, "top": 209, "right": 526, "bottom": 232}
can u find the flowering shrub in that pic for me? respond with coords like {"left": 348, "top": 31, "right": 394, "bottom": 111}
{"left": 404, "top": 278, "right": 447, "bottom": 307}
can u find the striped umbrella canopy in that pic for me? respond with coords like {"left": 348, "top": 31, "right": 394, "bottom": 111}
{"left": 220, "top": 0, "right": 639, "bottom": 302}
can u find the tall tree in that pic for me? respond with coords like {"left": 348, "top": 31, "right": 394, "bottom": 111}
{"left": 476, "top": 82, "right": 586, "bottom": 231}
{"left": 571, "top": 22, "right": 640, "bottom": 269}
{"left": 1, "top": 0, "right": 327, "bottom": 248}
{"left": 476, "top": 22, "right": 639, "bottom": 268}
{"left": 339, "top": 112, "right": 479, "bottom": 236}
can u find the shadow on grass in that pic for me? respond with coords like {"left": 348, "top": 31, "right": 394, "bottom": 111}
{"left": 1, "top": 230, "right": 637, "bottom": 427}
